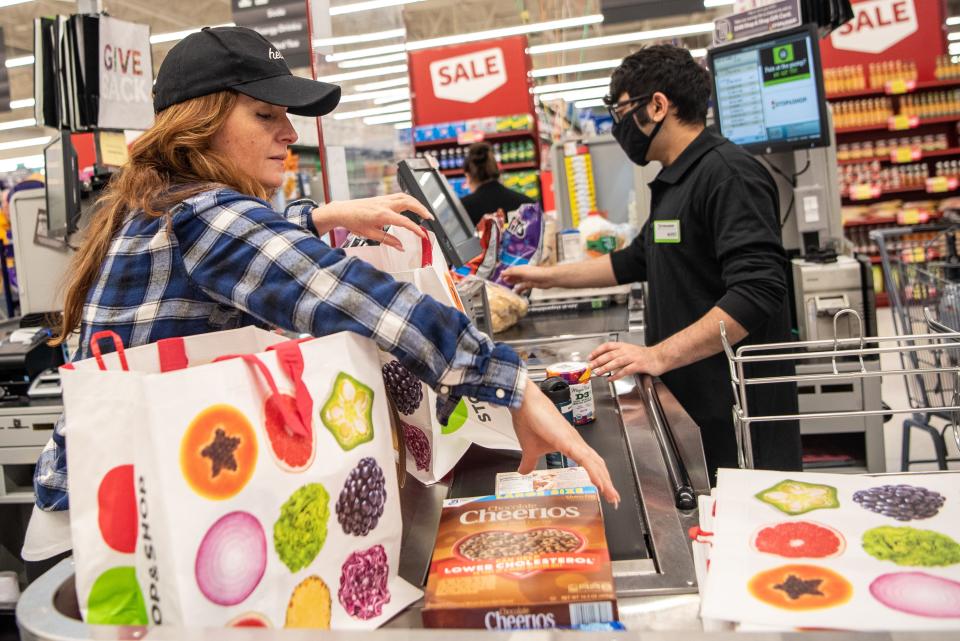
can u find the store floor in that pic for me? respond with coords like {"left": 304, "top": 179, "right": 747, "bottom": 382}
{"left": 876, "top": 307, "right": 960, "bottom": 473}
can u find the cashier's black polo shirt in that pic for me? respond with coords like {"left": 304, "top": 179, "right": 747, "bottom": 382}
{"left": 610, "top": 127, "right": 802, "bottom": 480}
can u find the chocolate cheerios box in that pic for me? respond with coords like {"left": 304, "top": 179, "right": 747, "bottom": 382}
{"left": 422, "top": 488, "right": 618, "bottom": 629}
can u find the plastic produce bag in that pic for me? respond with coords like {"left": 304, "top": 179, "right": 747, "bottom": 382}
{"left": 63, "top": 327, "right": 420, "bottom": 629}
{"left": 490, "top": 203, "right": 545, "bottom": 286}
{"left": 485, "top": 280, "right": 529, "bottom": 333}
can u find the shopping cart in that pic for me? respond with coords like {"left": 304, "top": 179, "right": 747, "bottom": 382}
{"left": 871, "top": 225, "right": 960, "bottom": 470}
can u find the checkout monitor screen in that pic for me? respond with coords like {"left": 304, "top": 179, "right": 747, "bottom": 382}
{"left": 411, "top": 167, "right": 473, "bottom": 248}
{"left": 43, "top": 134, "right": 80, "bottom": 239}
{"left": 709, "top": 24, "right": 829, "bottom": 154}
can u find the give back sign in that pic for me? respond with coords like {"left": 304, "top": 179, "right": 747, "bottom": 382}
{"left": 99, "top": 16, "right": 154, "bottom": 130}
{"left": 410, "top": 36, "right": 533, "bottom": 125}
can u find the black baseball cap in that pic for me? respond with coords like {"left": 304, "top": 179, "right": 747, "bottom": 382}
{"left": 153, "top": 26, "right": 341, "bottom": 116}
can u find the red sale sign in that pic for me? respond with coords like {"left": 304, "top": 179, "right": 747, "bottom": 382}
{"left": 409, "top": 35, "right": 533, "bottom": 125}
{"left": 820, "top": 0, "right": 946, "bottom": 81}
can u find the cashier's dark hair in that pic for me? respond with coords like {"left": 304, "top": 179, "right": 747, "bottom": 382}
{"left": 608, "top": 45, "right": 711, "bottom": 125}
{"left": 51, "top": 90, "right": 268, "bottom": 346}
{"left": 464, "top": 142, "right": 500, "bottom": 184}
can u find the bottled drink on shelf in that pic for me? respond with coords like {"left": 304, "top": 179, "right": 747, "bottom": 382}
{"left": 935, "top": 55, "right": 960, "bottom": 81}
{"left": 494, "top": 143, "right": 502, "bottom": 163}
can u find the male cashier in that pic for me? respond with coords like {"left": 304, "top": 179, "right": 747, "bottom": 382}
{"left": 504, "top": 46, "right": 802, "bottom": 481}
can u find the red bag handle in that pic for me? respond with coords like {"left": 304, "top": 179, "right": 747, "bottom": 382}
{"left": 157, "top": 337, "right": 188, "bottom": 372}
{"left": 267, "top": 340, "right": 314, "bottom": 436}
{"left": 419, "top": 232, "right": 432, "bottom": 268}
{"left": 89, "top": 331, "right": 129, "bottom": 371}
{"left": 213, "top": 353, "right": 310, "bottom": 438}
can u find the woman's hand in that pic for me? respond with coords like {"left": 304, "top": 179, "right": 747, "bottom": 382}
{"left": 312, "top": 194, "right": 434, "bottom": 251}
{"left": 510, "top": 380, "right": 620, "bottom": 506}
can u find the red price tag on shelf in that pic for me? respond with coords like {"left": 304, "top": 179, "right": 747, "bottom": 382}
{"left": 849, "top": 184, "right": 880, "bottom": 201}
{"left": 926, "top": 176, "right": 960, "bottom": 193}
{"left": 890, "top": 146, "right": 922, "bottom": 163}
{"left": 457, "top": 130, "right": 485, "bottom": 145}
{"left": 884, "top": 79, "right": 916, "bottom": 95}
{"left": 888, "top": 115, "right": 919, "bottom": 131}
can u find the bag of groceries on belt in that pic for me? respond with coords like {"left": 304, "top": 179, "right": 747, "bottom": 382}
{"left": 62, "top": 326, "right": 420, "bottom": 629}
{"left": 345, "top": 227, "right": 519, "bottom": 484}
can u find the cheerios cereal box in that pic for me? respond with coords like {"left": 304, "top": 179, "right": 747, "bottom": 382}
{"left": 422, "top": 488, "right": 617, "bottom": 629}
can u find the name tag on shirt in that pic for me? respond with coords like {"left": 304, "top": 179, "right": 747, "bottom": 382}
{"left": 654, "top": 220, "right": 681, "bottom": 244}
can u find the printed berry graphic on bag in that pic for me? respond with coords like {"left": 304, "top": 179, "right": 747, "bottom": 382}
{"left": 274, "top": 483, "right": 330, "bottom": 572}
{"left": 195, "top": 511, "right": 267, "bottom": 606}
{"left": 339, "top": 545, "right": 392, "bottom": 620}
{"left": 180, "top": 405, "right": 258, "bottom": 500}
{"left": 755, "top": 479, "right": 840, "bottom": 516}
{"left": 320, "top": 373, "right": 375, "bottom": 451}
{"left": 400, "top": 420, "right": 431, "bottom": 471}
{"left": 853, "top": 484, "right": 946, "bottom": 521}
{"left": 264, "top": 393, "right": 316, "bottom": 472}
{"left": 381, "top": 360, "right": 422, "bottom": 415}
{"left": 337, "top": 457, "right": 387, "bottom": 536}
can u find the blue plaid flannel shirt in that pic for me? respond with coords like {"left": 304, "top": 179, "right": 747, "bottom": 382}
{"left": 34, "top": 187, "right": 526, "bottom": 511}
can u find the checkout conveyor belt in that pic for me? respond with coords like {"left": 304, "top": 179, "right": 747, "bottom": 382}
{"left": 448, "top": 381, "right": 651, "bottom": 562}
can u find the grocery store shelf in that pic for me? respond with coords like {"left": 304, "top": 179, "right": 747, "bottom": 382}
{"left": 876, "top": 291, "right": 890, "bottom": 308}
{"left": 827, "top": 78, "right": 960, "bottom": 100}
{"left": 414, "top": 130, "right": 536, "bottom": 148}
{"left": 441, "top": 161, "right": 538, "bottom": 177}
{"left": 843, "top": 216, "right": 897, "bottom": 227}
{"left": 835, "top": 114, "right": 960, "bottom": 135}
{"left": 838, "top": 146, "right": 960, "bottom": 166}
{"left": 841, "top": 183, "right": 960, "bottom": 203}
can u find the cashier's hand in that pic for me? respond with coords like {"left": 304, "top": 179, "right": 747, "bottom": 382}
{"left": 311, "top": 194, "right": 434, "bottom": 251}
{"left": 590, "top": 342, "right": 667, "bottom": 382}
{"left": 500, "top": 265, "right": 557, "bottom": 293}
{"left": 511, "top": 380, "right": 621, "bottom": 506}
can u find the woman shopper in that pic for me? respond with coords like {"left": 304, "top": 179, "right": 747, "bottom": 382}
{"left": 459, "top": 142, "right": 534, "bottom": 226}
{"left": 24, "top": 26, "right": 618, "bottom": 576}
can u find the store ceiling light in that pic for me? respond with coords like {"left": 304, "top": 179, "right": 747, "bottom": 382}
{"left": 363, "top": 111, "right": 413, "bottom": 125}
{"left": 355, "top": 77, "right": 409, "bottom": 92}
{"left": 326, "top": 43, "right": 406, "bottom": 62}
{"left": 329, "top": 0, "right": 423, "bottom": 16}
{"left": 0, "top": 136, "right": 51, "bottom": 151}
{"left": 9, "top": 98, "right": 35, "bottom": 110}
{"left": 150, "top": 23, "right": 235, "bottom": 44}
{"left": 703, "top": 0, "right": 735, "bottom": 7}
{"left": 949, "top": 32, "right": 960, "bottom": 41}
{"left": 314, "top": 28, "right": 405, "bottom": 48}
{"left": 5, "top": 55, "right": 34, "bottom": 68}
{"left": 950, "top": 42, "right": 960, "bottom": 55}
{"left": 328, "top": 14, "right": 604, "bottom": 62}
{"left": 316, "top": 64, "right": 407, "bottom": 83}
{"left": 533, "top": 77, "right": 610, "bottom": 94}
{"left": 0, "top": 118, "right": 37, "bottom": 131}
{"left": 538, "top": 86, "right": 607, "bottom": 103}
{"left": 407, "top": 14, "right": 604, "bottom": 51}
{"left": 0, "top": 0, "right": 34, "bottom": 8}
{"left": 394, "top": 121, "right": 412, "bottom": 130}
{"left": 0, "top": 154, "right": 43, "bottom": 172}
{"left": 333, "top": 101, "right": 412, "bottom": 120}
{"left": 337, "top": 52, "right": 408, "bottom": 68}
{"left": 528, "top": 22, "right": 714, "bottom": 55}
{"left": 531, "top": 59, "right": 621, "bottom": 78}
{"left": 947, "top": 16, "right": 960, "bottom": 26}
{"left": 338, "top": 88, "right": 409, "bottom": 104}
{"left": 574, "top": 98, "right": 606, "bottom": 109}
{"left": 373, "top": 92, "right": 411, "bottom": 104}
{"left": 689, "top": 48, "right": 707, "bottom": 58}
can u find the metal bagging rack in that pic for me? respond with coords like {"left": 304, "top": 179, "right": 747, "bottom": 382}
{"left": 721, "top": 309, "right": 960, "bottom": 470}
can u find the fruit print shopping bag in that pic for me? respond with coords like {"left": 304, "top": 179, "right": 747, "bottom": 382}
{"left": 345, "top": 227, "right": 520, "bottom": 485}
{"left": 62, "top": 327, "right": 420, "bottom": 629}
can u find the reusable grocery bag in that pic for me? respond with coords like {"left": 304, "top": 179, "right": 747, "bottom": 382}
{"left": 62, "top": 326, "right": 420, "bottom": 629}
{"left": 346, "top": 227, "right": 520, "bottom": 484}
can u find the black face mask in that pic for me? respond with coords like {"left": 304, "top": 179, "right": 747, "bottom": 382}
{"left": 612, "top": 112, "right": 663, "bottom": 167}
